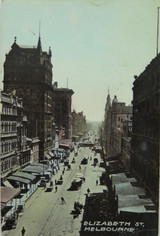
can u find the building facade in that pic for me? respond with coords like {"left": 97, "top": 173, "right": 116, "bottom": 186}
{"left": 103, "top": 92, "right": 112, "bottom": 156}
{"left": 30, "top": 137, "right": 40, "bottom": 163}
{"left": 110, "top": 96, "right": 132, "bottom": 156}
{"left": 72, "top": 110, "right": 88, "bottom": 141}
{"left": 1, "top": 92, "right": 31, "bottom": 179}
{"left": 104, "top": 94, "right": 132, "bottom": 158}
{"left": 131, "top": 55, "right": 160, "bottom": 205}
{"left": 3, "top": 37, "right": 53, "bottom": 160}
{"left": 53, "top": 83, "right": 74, "bottom": 147}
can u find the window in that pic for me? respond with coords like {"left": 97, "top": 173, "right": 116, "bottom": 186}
{"left": 1, "top": 143, "right": 4, "bottom": 153}
{"left": 1, "top": 162, "right": 4, "bottom": 172}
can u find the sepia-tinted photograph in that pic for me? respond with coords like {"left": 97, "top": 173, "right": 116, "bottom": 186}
{"left": 0, "top": 0, "right": 159, "bottom": 235}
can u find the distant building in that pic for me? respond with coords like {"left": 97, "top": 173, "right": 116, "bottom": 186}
{"left": 104, "top": 93, "right": 132, "bottom": 156}
{"left": 111, "top": 95, "right": 132, "bottom": 131}
{"left": 104, "top": 91, "right": 112, "bottom": 156}
{"left": 72, "top": 110, "right": 88, "bottom": 141}
{"left": 1, "top": 91, "right": 31, "bottom": 179}
{"left": 3, "top": 37, "right": 53, "bottom": 160}
{"left": 111, "top": 96, "right": 132, "bottom": 156}
{"left": 30, "top": 137, "right": 40, "bottom": 162}
{"left": 131, "top": 55, "right": 160, "bottom": 206}
{"left": 53, "top": 83, "right": 74, "bottom": 148}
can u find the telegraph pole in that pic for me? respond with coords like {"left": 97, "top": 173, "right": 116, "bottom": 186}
{"left": 156, "top": 7, "right": 159, "bottom": 55}
{"left": 67, "top": 78, "right": 68, "bottom": 88}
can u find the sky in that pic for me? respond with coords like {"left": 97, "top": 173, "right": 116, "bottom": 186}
{"left": 0, "top": 0, "right": 160, "bottom": 121}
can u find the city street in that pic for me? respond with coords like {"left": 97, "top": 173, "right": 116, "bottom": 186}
{"left": 2, "top": 145, "right": 107, "bottom": 236}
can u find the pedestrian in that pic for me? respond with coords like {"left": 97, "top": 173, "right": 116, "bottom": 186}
{"left": 21, "top": 227, "right": 26, "bottom": 236}
{"left": 62, "top": 170, "right": 64, "bottom": 175}
{"left": 79, "top": 165, "right": 81, "bottom": 170}
{"left": 87, "top": 188, "right": 90, "bottom": 194}
{"left": 96, "top": 180, "right": 98, "bottom": 186}
{"left": 55, "top": 186, "right": 58, "bottom": 192}
{"left": 55, "top": 179, "right": 57, "bottom": 185}
{"left": 61, "top": 197, "right": 65, "bottom": 204}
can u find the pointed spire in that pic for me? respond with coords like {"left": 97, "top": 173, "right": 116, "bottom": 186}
{"left": 37, "top": 36, "right": 42, "bottom": 51}
{"left": 106, "top": 86, "right": 111, "bottom": 106}
{"left": 11, "top": 36, "right": 19, "bottom": 50}
{"left": 37, "top": 21, "right": 42, "bottom": 51}
{"left": 108, "top": 86, "right": 110, "bottom": 95}
{"left": 49, "top": 46, "right": 52, "bottom": 57}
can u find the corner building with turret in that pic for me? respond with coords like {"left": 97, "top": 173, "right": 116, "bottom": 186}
{"left": 3, "top": 37, "right": 53, "bottom": 160}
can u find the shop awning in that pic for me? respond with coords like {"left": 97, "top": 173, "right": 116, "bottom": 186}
{"left": 30, "top": 162, "right": 48, "bottom": 169}
{"left": 45, "top": 154, "right": 51, "bottom": 159}
{"left": 3, "top": 180, "right": 14, "bottom": 188}
{"left": 22, "top": 166, "right": 44, "bottom": 174}
{"left": 7, "top": 176, "right": 30, "bottom": 184}
{"left": 1, "top": 205, "right": 13, "bottom": 217}
{"left": 59, "top": 143, "right": 70, "bottom": 148}
{"left": 14, "top": 194, "right": 24, "bottom": 199}
{"left": 1, "top": 186, "right": 21, "bottom": 204}
{"left": 72, "top": 135, "right": 79, "bottom": 138}
{"left": 57, "top": 148, "right": 65, "bottom": 152}
{"left": 13, "top": 172, "right": 36, "bottom": 181}
{"left": 49, "top": 151, "right": 54, "bottom": 157}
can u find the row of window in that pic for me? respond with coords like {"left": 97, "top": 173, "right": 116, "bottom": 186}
{"left": 1, "top": 140, "right": 17, "bottom": 154}
{"left": 1, "top": 156, "right": 17, "bottom": 173}
{"left": 2, "top": 106, "right": 17, "bottom": 116}
{"left": 1, "top": 122, "right": 17, "bottom": 134}
{"left": 118, "top": 115, "right": 132, "bottom": 122}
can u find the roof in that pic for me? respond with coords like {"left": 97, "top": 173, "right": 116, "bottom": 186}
{"left": 112, "top": 173, "right": 156, "bottom": 213}
{"left": 7, "top": 176, "right": 30, "bottom": 184}
{"left": 53, "top": 88, "right": 74, "bottom": 93}
{"left": 13, "top": 171, "right": 36, "bottom": 181}
{"left": 1, "top": 186, "right": 21, "bottom": 204}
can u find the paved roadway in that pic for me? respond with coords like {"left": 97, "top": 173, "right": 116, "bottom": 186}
{"left": 2, "top": 146, "right": 107, "bottom": 236}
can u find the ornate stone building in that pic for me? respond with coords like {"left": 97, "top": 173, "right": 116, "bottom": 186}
{"left": 52, "top": 83, "right": 74, "bottom": 148}
{"left": 3, "top": 37, "right": 53, "bottom": 160}
{"left": 110, "top": 96, "right": 132, "bottom": 156}
{"left": 1, "top": 91, "right": 31, "bottom": 179}
{"left": 104, "top": 93, "right": 132, "bottom": 159}
{"left": 131, "top": 55, "right": 160, "bottom": 205}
